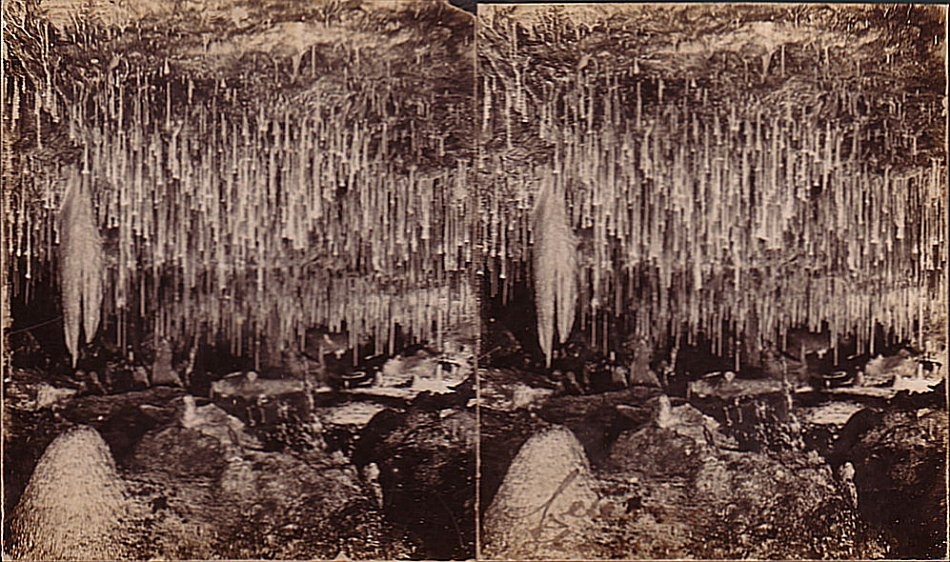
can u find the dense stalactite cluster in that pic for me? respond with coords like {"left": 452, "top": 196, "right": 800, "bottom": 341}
{"left": 2, "top": 1, "right": 945, "bottom": 370}
{"left": 478, "top": 5, "right": 947, "bottom": 362}
{"left": 4, "top": 0, "right": 475, "bottom": 363}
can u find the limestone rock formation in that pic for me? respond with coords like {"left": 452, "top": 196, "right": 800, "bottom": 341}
{"left": 482, "top": 425, "right": 600, "bottom": 560}
{"left": 10, "top": 426, "right": 137, "bottom": 561}
{"left": 533, "top": 181, "right": 578, "bottom": 368}
{"left": 59, "top": 182, "right": 104, "bottom": 368}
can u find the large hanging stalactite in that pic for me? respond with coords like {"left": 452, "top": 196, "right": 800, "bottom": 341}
{"left": 532, "top": 177, "right": 577, "bottom": 367}
{"left": 59, "top": 177, "right": 104, "bottom": 367}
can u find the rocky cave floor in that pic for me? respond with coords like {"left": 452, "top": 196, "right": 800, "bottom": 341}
{"left": 3, "top": 325, "right": 947, "bottom": 560}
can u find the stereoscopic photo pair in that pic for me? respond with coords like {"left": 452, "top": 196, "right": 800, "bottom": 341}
{"left": 2, "top": 1, "right": 947, "bottom": 560}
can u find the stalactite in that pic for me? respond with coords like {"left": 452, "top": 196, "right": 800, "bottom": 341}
{"left": 8, "top": 22, "right": 476, "bottom": 361}
{"left": 532, "top": 176, "right": 578, "bottom": 367}
{"left": 479, "top": 9, "right": 947, "bottom": 361}
{"left": 60, "top": 175, "right": 104, "bottom": 367}
{"left": 8, "top": 7, "right": 947, "bottom": 367}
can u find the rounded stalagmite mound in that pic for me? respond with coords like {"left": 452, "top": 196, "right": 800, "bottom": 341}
{"left": 481, "top": 425, "right": 600, "bottom": 560}
{"left": 9, "top": 426, "right": 135, "bottom": 561}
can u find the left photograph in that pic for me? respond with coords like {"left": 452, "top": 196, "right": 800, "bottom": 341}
{"left": 2, "top": 0, "right": 476, "bottom": 559}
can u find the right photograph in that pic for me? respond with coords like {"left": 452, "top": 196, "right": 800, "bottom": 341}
{"left": 475, "top": 4, "right": 947, "bottom": 561}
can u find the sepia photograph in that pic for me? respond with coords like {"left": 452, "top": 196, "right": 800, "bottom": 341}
{"left": 3, "top": 0, "right": 475, "bottom": 559}
{"left": 476, "top": 2, "right": 947, "bottom": 560}
{"left": 2, "top": 1, "right": 948, "bottom": 561}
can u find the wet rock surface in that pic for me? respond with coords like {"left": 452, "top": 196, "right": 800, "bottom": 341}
{"left": 4, "top": 304, "right": 479, "bottom": 559}
{"left": 7, "top": 343, "right": 946, "bottom": 561}
{"left": 835, "top": 406, "right": 948, "bottom": 559}
{"left": 353, "top": 397, "right": 477, "bottom": 560}
{"left": 482, "top": 394, "right": 889, "bottom": 560}
{"left": 478, "top": 343, "right": 945, "bottom": 560}
{"left": 601, "top": 444, "right": 846, "bottom": 558}
{"left": 126, "top": 422, "right": 416, "bottom": 561}
{"left": 536, "top": 387, "right": 664, "bottom": 465}
{"left": 4, "top": 353, "right": 475, "bottom": 560}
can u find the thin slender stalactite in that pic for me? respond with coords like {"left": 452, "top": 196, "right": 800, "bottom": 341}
{"left": 478, "top": 5, "right": 947, "bottom": 359}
